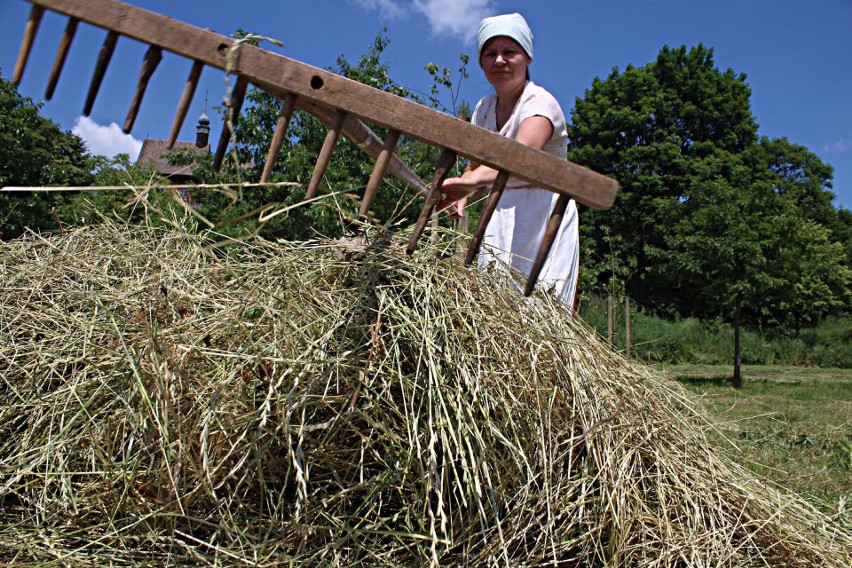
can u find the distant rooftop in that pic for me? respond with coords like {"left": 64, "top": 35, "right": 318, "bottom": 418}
{"left": 136, "top": 139, "right": 209, "bottom": 178}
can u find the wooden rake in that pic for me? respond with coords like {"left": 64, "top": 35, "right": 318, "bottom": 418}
{"left": 12, "top": 0, "right": 618, "bottom": 297}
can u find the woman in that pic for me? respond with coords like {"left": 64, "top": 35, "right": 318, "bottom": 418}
{"left": 439, "top": 13, "right": 580, "bottom": 309}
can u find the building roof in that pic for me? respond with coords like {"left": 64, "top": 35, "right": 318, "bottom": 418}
{"left": 136, "top": 139, "right": 209, "bottom": 178}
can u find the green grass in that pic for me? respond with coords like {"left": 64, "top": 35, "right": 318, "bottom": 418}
{"left": 661, "top": 364, "right": 852, "bottom": 524}
{"left": 579, "top": 295, "right": 852, "bottom": 368}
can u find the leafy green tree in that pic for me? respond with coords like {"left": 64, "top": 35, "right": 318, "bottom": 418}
{"left": 663, "top": 177, "right": 778, "bottom": 385}
{"left": 568, "top": 44, "right": 760, "bottom": 315}
{"left": 60, "top": 153, "right": 166, "bottom": 227}
{"left": 195, "top": 29, "right": 430, "bottom": 240}
{"left": 207, "top": 29, "right": 472, "bottom": 241}
{"left": 0, "top": 72, "right": 95, "bottom": 239}
{"left": 567, "top": 44, "right": 850, "bottom": 382}
{"left": 759, "top": 135, "right": 838, "bottom": 226}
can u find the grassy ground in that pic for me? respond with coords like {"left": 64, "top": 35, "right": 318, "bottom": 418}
{"left": 660, "top": 364, "right": 852, "bottom": 525}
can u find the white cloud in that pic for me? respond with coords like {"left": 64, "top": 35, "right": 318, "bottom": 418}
{"left": 350, "top": 0, "right": 406, "bottom": 19}
{"left": 351, "top": 0, "right": 497, "bottom": 41}
{"left": 823, "top": 135, "right": 852, "bottom": 154}
{"left": 71, "top": 116, "right": 143, "bottom": 161}
{"left": 413, "top": 0, "right": 496, "bottom": 41}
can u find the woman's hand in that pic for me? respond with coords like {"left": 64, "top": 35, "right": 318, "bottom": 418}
{"left": 436, "top": 165, "right": 495, "bottom": 218}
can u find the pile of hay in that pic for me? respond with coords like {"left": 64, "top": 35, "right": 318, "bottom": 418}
{"left": 1, "top": 221, "right": 849, "bottom": 566}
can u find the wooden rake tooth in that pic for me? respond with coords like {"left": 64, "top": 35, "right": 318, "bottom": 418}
{"left": 13, "top": 4, "right": 45, "bottom": 86}
{"left": 83, "top": 30, "right": 119, "bottom": 116}
{"left": 260, "top": 92, "right": 297, "bottom": 183}
{"left": 523, "top": 194, "right": 571, "bottom": 297}
{"left": 123, "top": 45, "right": 163, "bottom": 133}
{"left": 464, "top": 170, "right": 510, "bottom": 266}
{"left": 305, "top": 109, "right": 347, "bottom": 199}
{"left": 303, "top": 102, "right": 425, "bottom": 192}
{"left": 359, "top": 129, "right": 401, "bottom": 220}
{"left": 45, "top": 17, "right": 79, "bottom": 101}
{"left": 212, "top": 75, "right": 250, "bottom": 171}
{"left": 406, "top": 148, "right": 457, "bottom": 255}
{"left": 168, "top": 60, "right": 204, "bottom": 149}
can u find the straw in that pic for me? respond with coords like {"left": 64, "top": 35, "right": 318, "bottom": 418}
{"left": 1, "top": 219, "right": 849, "bottom": 566}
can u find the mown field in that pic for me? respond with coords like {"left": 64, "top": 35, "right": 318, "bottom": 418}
{"left": 662, "top": 364, "right": 852, "bottom": 525}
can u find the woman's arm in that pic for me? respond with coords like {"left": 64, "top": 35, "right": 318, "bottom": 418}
{"left": 437, "top": 115, "right": 554, "bottom": 216}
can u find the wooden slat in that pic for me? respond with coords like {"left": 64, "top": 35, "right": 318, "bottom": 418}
{"left": 305, "top": 109, "right": 347, "bottom": 199}
{"left": 83, "top": 30, "right": 119, "bottom": 116}
{"left": 12, "top": 4, "right": 44, "bottom": 86}
{"left": 524, "top": 194, "right": 571, "bottom": 296}
{"left": 297, "top": 100, "right": 425, "bottom": 192}
{"left": 260, "top": 93, "right": 297, "bottom": 183}
{"left": 212, "top": 75, "right": 249, "bottom": 171}
{"left": 406, "top": 149, "right": 457, "bottom": 255}
{"left": 168, "top": 60, "right": 204, "bottom": 148}
{"left": 28, "top": 0, "right": 616, "bottom": 210}
{"left": 464, "top": 171, "right": 510, "bottom": 266}
{"left": 123, "top": 45, "right": 162, "bottom": 133}
{"left": 359, "top": 129, "right": 400, "bottom": 219}
{"left": 45, "top": 17, "right": 78, "bottom": 100}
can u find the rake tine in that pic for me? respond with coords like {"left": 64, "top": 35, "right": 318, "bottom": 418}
{"left": 123, "top": 45, "right": 163, "bottom": 133}
{"left": 464, "top": 170, "right": 510, "bottom": 266}
{"left": 260, "top": 92, "right": 297, "bottom": 183}
{"left": 406, "top": 148, "right": 457, "bottom": 254}
{"left": 83, "top": 30, "right": 119, "bottom": 116}
{"left": 168, "top": 60, "right": 204, "bottom": 149}
{"left": 12, "top": 4, "right": 45, "bottom": 86}
{"left": 305, "top": 109, "right": 347, "bottom": 199}
{"left": 45, "top": 17, "right": 79, "bottom": 100}
{"left": 359, "top": 129, "right": 401, "bottom": 220}
{"left": 212, "top": 75, "right": 249, "bottom": 171}
{"left": 523, "top": 194, "right": 571, "bottom": 296}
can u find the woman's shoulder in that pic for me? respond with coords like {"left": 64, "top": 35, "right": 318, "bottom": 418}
{"left": 472, "top": 94, "right": 497, "bottom": 126}
{"left": 521, "top": 81, "right": 562, "bottom": 110}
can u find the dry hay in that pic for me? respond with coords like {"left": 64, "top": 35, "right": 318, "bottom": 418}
{"left": 0, "top": 221, "right": 849, "bottom": 567}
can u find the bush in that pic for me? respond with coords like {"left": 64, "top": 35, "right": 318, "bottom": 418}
{"left": 579, "top": 295, "right": 850, "bottom": 368}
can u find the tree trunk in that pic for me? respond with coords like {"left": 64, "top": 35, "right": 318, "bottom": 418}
{"left": 733, "top": 294, "right": 743, "bottom": 388}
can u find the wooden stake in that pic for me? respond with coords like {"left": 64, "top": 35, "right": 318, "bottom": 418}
{"left": 45, "top": 17, "right": 79, "bottom": 100}
{"left": 123, "top": 45, "right": 163, "bottom": 133}
{"left": 212, "top": 75, "right": 249, "bottom": 171}
{"left": 359, "top": 129, "right": 400, "bottom": 219}
{"left": 12, "top": 5, "right": 44, "bottom": 86}
{"left": 83, "top": 30, "right": 119, "bottom": 116}
{"left": 608, "top": 295, "right": 614, "bottom": 345}
{"left": 260, "top": 93, "right": 297, "bottom": 183}
{"left": 464, "top": 171, "right": 510, "bottom": 266}
{"left": 406, "top": 148, "right": 457, "bottom": 255}
{"left": 524, "top": 194, "right": 570, "bottom": 297}
{"left": 306, "top": 109, "right": 347, "bottom": 199}
{"left": 168, "top": 60, "right": 204, "bottom": 148}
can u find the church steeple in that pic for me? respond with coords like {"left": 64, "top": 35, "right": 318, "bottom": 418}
{"left": 196, "top": 110, "right": 210, "bottom": 148}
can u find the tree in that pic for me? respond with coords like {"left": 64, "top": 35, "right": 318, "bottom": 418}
{"left": 197, "top": 29, "right": 474, "bottom": 241}
{"left": 0, "top": 72, "right": 95, "bottom": 239}
{"left": 568, "top": 44, "right": 760, "bottom": 315}
{"left": 567, "top": 44, "right": 851, "bottom": 383}
{"left": 196, "top": 29, "right": 443, "bottom": 241}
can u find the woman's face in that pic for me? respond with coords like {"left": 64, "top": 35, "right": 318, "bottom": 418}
{"left": 480, "top": 36, "right": 530, "bottom": 92}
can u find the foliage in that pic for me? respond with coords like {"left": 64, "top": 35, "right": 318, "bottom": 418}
{"left": 581, "top": 295, "right": 852, "bottom": 368}
{"left": 206, "top": 28, "right": 458, "bottom": 241}
{"left": 568, "top": 44, "right": 849, "bottom": 341}
{"left": 0, "top": 72, "right": 95, "bottom": 239}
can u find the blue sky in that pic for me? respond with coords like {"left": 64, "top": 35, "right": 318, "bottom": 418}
{"left": 2, "top": 0, "right": 850, "bottom": 210}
